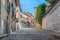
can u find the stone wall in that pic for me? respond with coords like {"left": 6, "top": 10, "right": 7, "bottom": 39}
{"left": 42, "top": 0, "right": 60, "bottom": 32}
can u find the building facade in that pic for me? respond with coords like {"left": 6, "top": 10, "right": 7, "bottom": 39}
{"left": 8, "top": 0, "right": 22, "bottom": 32}
{"left": 0, "top": 0, "right": 21, "bottom": 34}
{"left": 16, "top": 5, "right": 22, "bottom": 30}
{"left": 0, "top": 0, "right": 35, "bottom": 34}
{"left": 24, "top": 12, "right": 35, "bottom": 28}
{"left": 20, "top": 12, "right": 35, "bottom": 28}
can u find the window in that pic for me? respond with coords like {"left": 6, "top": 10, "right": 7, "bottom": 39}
{"left": 10, "top": 2, "right": 14, "bottom": 16}
{"left": 11, "top": 3, "right": 13, "bottom": 8}
{"left": 7, "top": 2, "right": 10, "bottom": 10}
{"left": 12, "top": 9, "right": 14, "bottom": 16}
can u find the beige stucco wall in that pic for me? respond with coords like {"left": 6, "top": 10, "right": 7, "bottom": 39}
{"left": 0, "top": 0, "right": 7, "bottom": 34}
{"left": 42, "top": 0, "right": 60, "bottom": 32}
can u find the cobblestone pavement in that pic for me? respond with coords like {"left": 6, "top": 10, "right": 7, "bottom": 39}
{"left": 1, "top": 28, "right": 55, "bottom": 40}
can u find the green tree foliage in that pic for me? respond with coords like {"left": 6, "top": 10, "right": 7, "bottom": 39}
{"left": 35, "top": 3, "right": 46, "bottom": 25}
{"left": 45, "top": 0, "right": 54, "bottom": 4}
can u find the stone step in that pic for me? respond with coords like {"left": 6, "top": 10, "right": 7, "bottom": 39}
{"left": 1, "top": 34, "right": 54, "bottom": 40}
{"left": 1, "top": 29, "right": 55, "bottom": 40}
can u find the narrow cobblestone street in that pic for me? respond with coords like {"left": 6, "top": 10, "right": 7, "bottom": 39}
{"left": 1, "top": 28, "right": 54, "bottom": 40}
{"left": 0, "top": 0, "right": 60, "bottom": 40}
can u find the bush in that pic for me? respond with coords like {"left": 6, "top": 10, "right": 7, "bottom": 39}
{"left": 45, "top": 0, "right": 54, "bottom": 5}
{"left": 35, "top": 3, "right": 46, "bottom": 25}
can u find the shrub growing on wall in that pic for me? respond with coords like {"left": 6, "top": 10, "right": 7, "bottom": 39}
{"left": 45, "top": 0, "right": 54, "bottom": 5}
{"left": 35, "top": 3, "right": 46, "bottom": 25}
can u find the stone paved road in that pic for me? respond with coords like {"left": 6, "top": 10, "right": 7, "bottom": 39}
{"left": 1, "top": 28, "right": 54, "bottom": 40}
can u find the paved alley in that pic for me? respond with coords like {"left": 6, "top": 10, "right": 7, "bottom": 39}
{"left": 1, "top": 28, "right": 54, "bottom": 40}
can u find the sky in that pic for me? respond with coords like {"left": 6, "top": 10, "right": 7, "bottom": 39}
{"left": 20, "top": 0, "right": 45, "bottom": 15}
